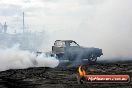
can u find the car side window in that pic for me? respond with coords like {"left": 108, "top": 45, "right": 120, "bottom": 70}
{"left": 70, "top": 41, "right": 79, "bottom": 46}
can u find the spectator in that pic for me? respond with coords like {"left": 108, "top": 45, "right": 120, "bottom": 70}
{"left": 3, "top": 22, "right": 7, "bottom": 33}
{"left": 0, "top": 22, "right": 3, "bottom": 33}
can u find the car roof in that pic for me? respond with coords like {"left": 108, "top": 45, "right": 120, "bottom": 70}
{"left": 55, "top": 40, "right": 74, "bottom": 42}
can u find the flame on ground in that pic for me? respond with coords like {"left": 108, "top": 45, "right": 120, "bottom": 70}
{"left": 78, "top": 65, "right": 86, "bottom": 76}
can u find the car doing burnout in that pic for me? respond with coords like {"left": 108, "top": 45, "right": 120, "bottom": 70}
{"left": 52, "top": 40, "right": 103, "bottom": 63}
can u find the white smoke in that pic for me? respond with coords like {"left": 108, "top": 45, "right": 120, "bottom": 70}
{"left": 47, "top": 0, "right": 132, "bottom": 60}
{"left": 0, "top": 45, "right": 59, "bottom": 71}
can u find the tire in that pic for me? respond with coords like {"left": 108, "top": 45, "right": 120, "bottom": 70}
{"left": 88, "top": 53, "right": 97, "bottom": 63}
{"left": 56, "top": 53, "right": 64, "bottom": 59}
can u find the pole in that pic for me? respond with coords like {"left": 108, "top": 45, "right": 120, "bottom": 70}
{"left": 23, "top": 12, "right": 24, "bottom": 33}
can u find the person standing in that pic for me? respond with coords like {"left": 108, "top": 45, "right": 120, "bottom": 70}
{"left": 0, "top": 22, "right": 3, "bottom": 33}
{"left": 3, "top": 22, "right": 7, "bottom": 33}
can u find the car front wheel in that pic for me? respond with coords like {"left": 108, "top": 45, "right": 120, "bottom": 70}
{"left": 88, "top": 54, "right": 97, "bottom": 62}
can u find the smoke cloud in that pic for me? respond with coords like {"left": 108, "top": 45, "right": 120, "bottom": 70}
{"left": 0, "top": 0, "right": 132, "bottom": 62}
{"left": 0, "top": 45, "right": 59, "bottom": 71}
{"left": 47, "top": 0, "right": 132, "bottom": 60}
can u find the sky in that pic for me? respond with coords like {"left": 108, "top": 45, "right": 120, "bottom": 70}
{"left": 0, "top": 0, "right": 132, "bottom": 58}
